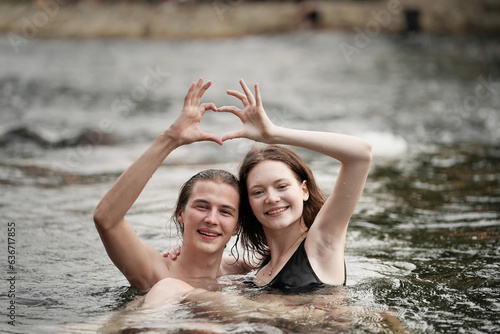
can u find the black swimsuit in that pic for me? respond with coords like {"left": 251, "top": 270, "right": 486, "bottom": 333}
{"left": 259, "top": 238, "right": 346, "bottom": 292}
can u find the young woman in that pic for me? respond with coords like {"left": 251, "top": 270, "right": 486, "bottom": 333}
{"left": 218, "top": 79, "right": 372, "bottom": 291}
{"left": 93, "top": 78, "right": 244, "bottom": 296}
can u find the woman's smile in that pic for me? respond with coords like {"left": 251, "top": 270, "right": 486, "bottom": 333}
{"left": 265, "top": 206, "right": 289, "bottom": 216}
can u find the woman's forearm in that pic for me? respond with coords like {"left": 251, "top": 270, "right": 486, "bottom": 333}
{"left": 267, "top": 126, "right": 372, "bottom": 165}
{"left": 218, "top": 80, "right": 372, "bottom": 165}
{"left": 93, "top": 132, "right": 179, "bottom": 231}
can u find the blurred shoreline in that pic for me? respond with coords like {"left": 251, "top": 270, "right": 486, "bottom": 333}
{"left": 1, "top": 0, "right": 500, "bottom": 41}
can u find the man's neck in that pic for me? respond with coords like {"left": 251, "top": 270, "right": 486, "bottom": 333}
{"left": 170, "top": 248, "right": 222, "bottom": 281}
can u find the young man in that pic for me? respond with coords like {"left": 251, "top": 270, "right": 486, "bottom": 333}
{"left": 93, "top": 78, "right": 246, "bottom": 299}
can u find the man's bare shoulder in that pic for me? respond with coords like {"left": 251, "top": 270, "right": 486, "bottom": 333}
{"left": 142, "top": 277, "right": 194, "bottom": 307}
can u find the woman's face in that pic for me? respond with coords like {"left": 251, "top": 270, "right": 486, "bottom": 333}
{"left": 178, "top": 180, "right": 239, "bottom": 254}
{"left": 246, "top": 160, "right": 309, "bottom": 231}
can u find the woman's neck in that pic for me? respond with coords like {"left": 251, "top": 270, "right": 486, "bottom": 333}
{"left": 265, "top": 222, "right": 307, "bottom": 261}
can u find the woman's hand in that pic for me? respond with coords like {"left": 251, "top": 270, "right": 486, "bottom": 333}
{"left": 166, "top": 78, "right": 222, "bottom": 146}
{"left": 163, "top": 245, "right": 181, "bottom": 260}
{"left": 217, "top": 79, "right": 277, "bottom": 143}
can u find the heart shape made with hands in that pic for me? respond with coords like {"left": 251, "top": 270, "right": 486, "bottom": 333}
{"left": 199, "top": 107, "right": 242, "bottom": 142}
{"left": 182, "top": 78, "right": 266, "bottom": 145}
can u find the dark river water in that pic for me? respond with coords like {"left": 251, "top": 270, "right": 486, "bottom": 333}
{"left": 0, "top": 31, "right": 499, "bottom": 333}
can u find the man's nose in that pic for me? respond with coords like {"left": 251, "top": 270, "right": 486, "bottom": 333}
{"left": 204, "top": 208, "right": 219, "bottom": 224}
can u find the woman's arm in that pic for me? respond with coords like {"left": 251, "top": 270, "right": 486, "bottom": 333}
{"left": 218, "top": 80, "right": 372, "bottom": 284}
{"left": 93, "top": 78, "right": 220, "bottom": 291}
{"left": 163, "top": 248, "right": 256, "bottom": 275}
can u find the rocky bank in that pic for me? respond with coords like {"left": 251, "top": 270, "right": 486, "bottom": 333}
{"left": 0, "top": 0, "right": 499, "bottom": 41}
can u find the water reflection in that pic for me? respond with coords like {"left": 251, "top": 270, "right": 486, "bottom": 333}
{"left": 45, "top": 283, "right": 410, "bottom": 334}
{"left": 352, "top": 142, "right": 500, "bottom": 333}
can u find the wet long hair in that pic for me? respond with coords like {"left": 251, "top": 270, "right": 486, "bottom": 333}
{"left": 238, "top": 145, "right": 326, "bottom": 265}
{"left": 171, "top": 169, "right": 240, "bottom": 237}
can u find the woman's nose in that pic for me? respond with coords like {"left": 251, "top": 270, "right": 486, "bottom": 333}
{"left": 265, "top": 189, "right": 280, "bottom": 204}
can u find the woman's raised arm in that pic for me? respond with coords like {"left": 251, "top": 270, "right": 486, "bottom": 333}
{"left": 218, "top": 80, "right": 372, "bottom": 284}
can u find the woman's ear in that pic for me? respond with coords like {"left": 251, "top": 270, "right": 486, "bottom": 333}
{"left": 302, "top": 180, "right": 309, "bottom": 201}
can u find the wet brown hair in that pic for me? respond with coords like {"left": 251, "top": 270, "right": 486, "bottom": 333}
{"left": 238, "top": 145, "right": 326, "bottom": 264}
